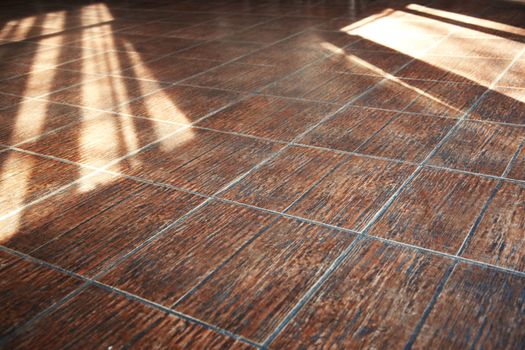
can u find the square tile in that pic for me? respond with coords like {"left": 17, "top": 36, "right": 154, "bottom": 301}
{"left": 119, "top": 85, "right": 241, "bottom": 124}
{"left": 0, "top": 151, "right": 82, "bottom": 218}
{"left": 368, "top": 168, "right": 497, "bottom": 253}
{"left": 3, "top": 285, "right": 251, "bottom": 349}
{"left": 358, "top": 114, "right": 456, "bottom": 162}
{"left": 412, "top": 263, "right": 525, "bottom": 349}
{"left": 305, "top": 73, "right": 383, "bottom": 104}
{"left": 0, "top": 251, "right": 82, "bottom": 338}
{"left": 429, "top": 121, "right": 525, "bottom": 176}
{"left": 168, "top": 23, "right": 242, "bottom": 40}
{"left": 440, "top": 57, "right": 512, "bottom": 86}
{"left": 111, "top": 129, "right": 282, "bottom": 195}
{"left": 19, "top": 113, "right": 182, "bottom": 168}
{"left": 497, "top": 60, "right": 525, "bottom": 88}
{"left": 224, "top": 27, "right": 304, "bottom": 44}
{"left": 176, "top": 40, "right": 262, "bottom": 62}
{"left": 198, "top": 95, "right": 338, "bottom": 142}
{"left": 185, "top": 62, "right": 290, "bottom": 92}
{"left": 223, "top": 146, "right": 344, "bottom": 211}
{"left": 27, "top": 176, "right": 202, "bottom": 276}
{"left": 238, "top": 44, "right": 327, "bottom": 69}
{"left": 101, "top": 201, "right": 277, "bottom": 305}
{"left": 394, "top": 57, "right": 452, "bottom": 81}
{"left": 406, "top": 81, "right": 487, "bottom": 117}
{"left": 461, "top": 181, "right": 525, "bottom": 271}
{"left": 271, "top": 239, "right": 451, "bottom": 350}
{"left": 287, "top": 155, "right": 416, "bottom": 230}
{"left": 175, "top": 217, "right": 356, "bottom": 342}
{"left": 508, "top": 145, "right": 524, "bottom": 181}
{"left": 298, "top": 106, "right": 399, "bottom": 152}
{"left": 469, "top": 87, "right": 525, "bottom": 125}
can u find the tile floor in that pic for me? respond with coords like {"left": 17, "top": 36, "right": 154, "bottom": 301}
{"left": 0, "top": 0, "right": 524, "bottom": 349}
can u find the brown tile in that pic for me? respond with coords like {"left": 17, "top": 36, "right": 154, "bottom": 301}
{"left": 119, "top": 56, "right": 220, "bottom": 83}
{"left": 101, "top": 201, "right": 277, "bottom": 305}
{"left": 19, "top": 113, "right": 182, "bottom": 167}
{"left": 239, "top": 44, "right": 327, "bottom": 69}
{"left": 298, "top": 106, "right": 398, "bottom": 152}
{"left": 412, "top": 263, "right": 525, "bottom": 349}
{"left": 287, "top": 155, "right": 416, "bottom": 230}
{"left": 470, "top": 87, "right": 525, "bottom": 125}
{"left": 3, "top": 285, "right": 251, "bottom": 350}
{"left": 440, "top": 57, "right": 512, "bottom": 86}
{"left": 168, "top": 23, "right": 242, "bottom": 40}
{"left": 120, "top": 36, "right": 201, "bottom": 56}
{"left": 176, "top": 40, "right": 262, "bottom": 62}
{"left": 0, "top": 100, "right": 92, "bottom": 146}
{"left": 427, "top": 37, "right": 523, "bottom": 59}
{"left": 44, "top": 75, "right": 161, "bottom": 111}
{"left": 116, "top": 21, "right": 194, "bottom": 37}
{"left": 0, "top": 251, "right": 82, "bottom": 338}
{"left": 223, "top": 146, "right": 344, "bottom": 211}
{"left": 119, "top": 85, "right": 241, "bottom": 123}
{"left": 497, "top": 60, "right": 525, "bottom": 88}
{"left": 111, "top": 129, "right": 282, "bottom": 195}
{"left": 186, "top": 62, "right": 290, "bottom": 92}
{"left": 406, "top": 81, "right": 488, "bottom": 117}
{"left": 352, "top": 78, "right": 434, "bottom": 110}
{"left": 19, "top": 46, "right": 103, "bottom": 69}
{"left": 508, "top": 145, "right": 525, "bottom": 181}
{"left": 358, "top": 114, "right": 457, "bottom": 162}
{"left": 369, "top": 168, "right": 497, "bottom": 253}
{"left": 0, "top": 42, "right": 55, "bottom": 63}
{"left": 224, "top": 27, "right": 304, "bottom": 44}
{"left": 198, "top": 95, "right": 338, "bottom": 142}
{"left": 0, "top": 150, "right": 81, "bottom": 218}
{"left": 394, "top": 57, "right": 450, "bottom": 81}
{"left": 0, "top": 61, "right": 41, "bottom": 81}
{"left": 429, "top": 121, "right": 525, "bottom": 176}
{"left": 271, "top": 239, "right": 452, "bottom": 350}
{"left": 306, "top": 73, "right": 383, "bottom": 104}
{"left": 279, "top": 30, "right": 357, "bottom": 49}
{"left": 0, "top": 68, "right": 94, "bottom": 98}
{"left": 0, "top": 93, "right": 31, "bottom": 110}
{"left": 176, "top": 218, "right": 356, "bottom": 342}
{"left": 27, "top": 177, "right": 201, "bottom": 276}
{"left": 462, "top": 181, "right": 525, "bottom": 271}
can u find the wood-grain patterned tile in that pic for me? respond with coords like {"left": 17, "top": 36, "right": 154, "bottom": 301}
{"left": 239, "top": 44, "right": 327, "bottom": 69}
{"left": 270, "top": 239, "right": 452, "bottom": 350}
{"left": 429, "top": 121, "right": 525, "bottom": 176}
{"left": 118, "top": 84, "right": 241, "bottom": 124}
{"left": 497, "top": 60, "right": 525, "bottom": 88}
{"left": 0, "top": 150, "right": 82, "bottom": 218}
{"left": 358, "top": 114, "right": 456, "bottom": 162}
{"left": 0, "top": 251, "right": 82, "bottom": 338}
{"left": 18, "top": 113, "right": 182, "bottom": 167}
{"left": 0, "top": 92, "right": 27, "bottom": 110}
{"left": 508, "top": 145, "right": 525, "bottom": 181}
{"left": 297, "top": 106, "right": 399, "bottom": 152}
{"left": 3, "top": 285, "right": 252, "bottom": 350}
{"left": 28, "top": 179, "right": 202, "bottom": 276}
{"left": 287, "top": 155, "right": 416, "bottom": 230}
{"left": 369, "top": 168, "right": 497, "bottom": 253}
{"left": 306, "top": 73, "right": 383, "bottom": 104}
{"left": 110, "top": 128, "right": 282, "bottom": 195}
{"left": 412, "top": 263, "right": 525, "bottom": 349}
{"left": 462, "top": 181, "right": 525, "bottom": 271}
{"left": 198, "top": 95, "right": 338, "bottom": 142}
{"left": 101, "top": 201, "right": 277, "bottom": 305}
{"left": 175, "top": 40, "right": 263, "bottom": 62}
{"left": 469, "top": 87, "right": 525, "bottom": 125}
{"left": 222, "top": 146, "right": 344, "bottom": 211}
{"left": 176, "top": 218, "right": 356, "bottom": 342}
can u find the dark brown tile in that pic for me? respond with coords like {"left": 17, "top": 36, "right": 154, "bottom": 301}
{"left": 168, "top": 23, "right": 242, "bottom": 41}
{"left": 508, "top": 145, "right": 525, "bottom": 181}
{"left": 19, "top": 113, "right": 182, "bottom": 167}
{"left": 497, "top": 60, "right": 525, "bottom": 88}
{"left": 44, "top": 75, "right": 161, "bottom": 111}
{"left": 239, "top": 44, "right": 327, "bottom": 69}
{"left": 298, "top": 106, "right": 398, "bottom": 152}
{"left": 116, "top": 21, "right": 194, "bottom": 37}
{"left": 27, "top": 177, "right": 201, "bottom": 276}
{"left": 176, "top": 40, "right": 262, "bottom": 62}
{"left": 119, "top": 85, "right": 241, "bottom": 123}
{"left": 279, "top": 30, "right": 357, "bottom": 49}
{"left": 352, "top": 78, "right": 434, "bottom": 110}
{"left": 224, "top": 27, "right": 304, "bottom": 44}
{"left": 412, "top": 263, "right": 525, "bottom": 349}
{"left": 119, "top": 56, "right": 220, "bottom": 83}
{"left": 462, "top": 181, "right": 525, "bottom": 271}
{"left": 440, "top": 57, "right": 512, "bottom": 86}
{"left": 0, "top": 61, "right": 41, "bottom": 81}
{"left": 271, "top": 239, "right": 452, "bottom": 350}
{"left": 198, "top": 95, "right": 338, "bottom": 142}
{"left": 369, "top": 168, "right": 497, "bottom": 253}
{"left": 101, "top": 201, "right": 277, "bottom": 305}
{"left": 406, "top": 81, "right": 487, "bottom": 118}
{"left": 176, "top": 218, "right": 356, "bottom": 342}
{"left": 3, "top": 285, "right": 252, "bottom": 350}
{"left": 19, "top": 46, "right": 102, "bottom": 69}
{"left": 223, "top": 146, "right": 344, "bottom": 211}
{"left": 111, "top": 129, "right": 282, "bottom": 195}
{"left": 306, "top": 73, "right": 383, "bottom": 104}
{"left": 0, "top": 100, "right": 92, "bottom": 146}
{"left": 0, "top": 251, "right": 82, "bottom": 338}
{"left": 120, "top": 36, "right": 201, "bottom": 56}
{"left": 429, "top": 121, "right": 525, "bottom": 176}
{"left": 358, "top": 114, "right": 456, "bottom": 162}
{"left": 394, "top": 57, "right": 450, "bottom": 81}
{"left": 470, "top": 87, "right": 525, "bottom": 125}
{"left": 0, "top": 150, "right": 82, "bottom": 218}
{"left": 186, "top": 62, "right": 290, "bottom": 92}
{"left": 427, "top": 37, "right": 523, "bottom": 59}
{"left": 287, "top": 155, "right": 416, "bottom": 230}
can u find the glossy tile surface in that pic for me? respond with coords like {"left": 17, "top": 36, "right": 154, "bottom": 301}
{"left": 2, "top": 0, "right": 525, "bottom": 348}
